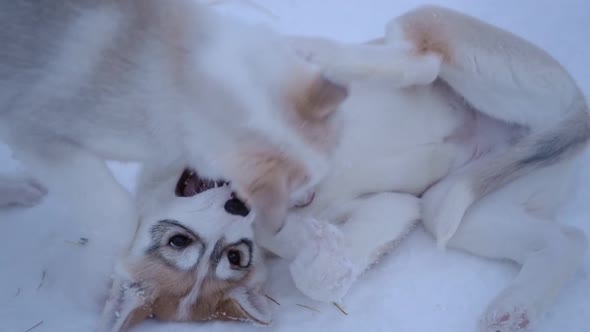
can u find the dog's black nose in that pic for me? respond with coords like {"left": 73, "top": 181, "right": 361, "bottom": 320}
{"left": 224, "top": 197, "right": 250, "bottom": 217}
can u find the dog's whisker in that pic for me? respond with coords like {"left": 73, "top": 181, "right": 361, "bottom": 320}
{"left": 296, "top": 304, "right": 321, "bottom": 313}
{"left": 333, "top": 302, "right": 348, "bottom": 316}
{"left": 23, "top": 320, "right": 43, "bottom": 332}
{"left": 264, "top": 294, "right": 280, "bottom": 306}
{"left": 36, "top": 270, "right": 46, "bottom": 292}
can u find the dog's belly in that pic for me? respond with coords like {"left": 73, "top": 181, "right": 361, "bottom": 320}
{"left": 303, "top": 81, "right": 475, "bottom": 216}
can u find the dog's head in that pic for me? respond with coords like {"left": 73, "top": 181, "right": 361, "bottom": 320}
{"left": 99, "top": 170, "right": 269, "bottom": 332}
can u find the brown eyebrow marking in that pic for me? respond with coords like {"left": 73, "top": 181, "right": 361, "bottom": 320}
{"left": 149, "top": 219, "right": 201, "bottom": 247}
{"left": 209, "top": 238, "right": 253, "bottom": 269}
{"left": 147, "top": 220, "right": 206, "bottom": 270}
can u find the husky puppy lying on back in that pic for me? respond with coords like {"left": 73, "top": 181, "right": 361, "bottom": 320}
{"left": 107, "top": 5, "right": 589, "bottom": 332}
{"left": 270, "top": 6, "right": 589, "bottom": 331}
{"left": 0, "top": 0, "right": 347, "bottom": 233}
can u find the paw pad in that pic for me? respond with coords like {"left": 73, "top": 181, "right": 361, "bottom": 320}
{"left": 482, "top": 307, "right": 532, "bottom": 332}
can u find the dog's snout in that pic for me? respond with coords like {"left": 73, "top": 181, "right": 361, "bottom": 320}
{"left": 224, "top": 194, "right": 250, "bottom": 217}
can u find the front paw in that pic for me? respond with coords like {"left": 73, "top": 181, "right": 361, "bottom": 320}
{"left": 289, "top": 222, "right": 357, "bottom": 302}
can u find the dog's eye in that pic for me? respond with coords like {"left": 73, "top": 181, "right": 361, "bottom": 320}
{"left": 225, "top": 240, "right": 252, "bottom": 269}
{"left": 227, "top": 249, "right": 242, "bottom": 266}
{"left": 168, "top": 234, "right": 192, "bottom": 249}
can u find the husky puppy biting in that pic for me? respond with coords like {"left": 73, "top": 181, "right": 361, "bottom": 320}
{"left": 0, "top": 0, "right": 347, "bottom": 233}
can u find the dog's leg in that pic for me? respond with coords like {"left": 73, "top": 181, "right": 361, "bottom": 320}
{"left": 288, "top": 35, "right": 441, "bottom": 86}
{"left": 289, "top": 192, "right": 420, "bottom": 302}
{"left": 388, "top": 5, "right": 590, "bottom": 246}
{"left": 338, "top": 193, "right": 420, "bottom": 271}
{"left": 442, "top": 207, "right": 586, "bottom": 332}
{"left": 5, "top": 142, "right": 126, "bottom": 211}
{"left": 0, "top": 173, "right": 47, "bottom": 207}
{"left": 423, "top": 163, "right": 587, "bottom": 332}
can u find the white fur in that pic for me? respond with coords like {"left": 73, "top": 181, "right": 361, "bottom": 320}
{"left": 255, "top": 6, "right": 588, "bottom": 332}
{"left": 100, "top": 180, "right": 270, "bottom": 331}
{"left": 0, "top": 1, "right": 331, "bottom": 232}
{"left": 0, "top": 173, "right": 47, "bottom": 207}
{"left": 87, "top": 5, "right": 586, "bottom": 332}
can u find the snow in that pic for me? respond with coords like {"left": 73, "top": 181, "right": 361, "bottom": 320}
{"left": 1, "top": 1, "right": 589, "bottom": 332}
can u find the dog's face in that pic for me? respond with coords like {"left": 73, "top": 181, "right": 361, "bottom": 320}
{"left": 100, "top": 171, "right": 269, "bottom": 332}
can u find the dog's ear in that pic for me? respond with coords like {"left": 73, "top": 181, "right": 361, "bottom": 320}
{"left": 294, "top": 74, "right": 348, "bottom": 120}
{"left": 215, "top": 286, "right": 271, "bottom": 325}
{"left": 228, "top": 150, "right": 303, "bottom": 234}
{"left": 98, "top": 262, "right": 155, "bottom": 332}
{"left": 246, "top": 169, "right": 289, "bottom": 234}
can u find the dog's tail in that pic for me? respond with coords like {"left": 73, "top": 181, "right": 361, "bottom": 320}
{"left": 393, "top": 5, "right": 590, "bottom": 246}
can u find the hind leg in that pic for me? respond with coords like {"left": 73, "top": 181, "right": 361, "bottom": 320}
{"left": 423, "top": 160, "right": 587, "bottom": 331}
{"left": 388, "top": 5, "right": 589, "bottom": 247}
{"left": 4, "top": 141, "right": 126, "bottom": 212}
{"left": 425, "top": 162, "right": 587, "bottom": 332}
{"left": 446, "top": 207, "right": 586, "bottom": 332}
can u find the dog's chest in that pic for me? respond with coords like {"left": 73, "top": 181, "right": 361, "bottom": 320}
{"left": 298, "top": 83, "right": 475, "bottom": 219}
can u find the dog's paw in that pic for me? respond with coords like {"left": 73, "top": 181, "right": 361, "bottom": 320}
{"left": 421, "top": 177, "right": 473, "bottom": 248}
{"left": 289, "top": 221, "right": 357, "bottom": 302}
{"left": 0, "top": 176, "right": 47, "bottom": 207}
{"left": 480, "top": 306, "right": 533, "bottom": 332}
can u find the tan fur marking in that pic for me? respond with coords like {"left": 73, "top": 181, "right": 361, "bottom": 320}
{"left": 131, "top": 258, "right": 198, "bottom": 297}
{"left": 123, "top": 255, "right": 257, "bottom": 327}
{"left": 285, "top": 72, "right": 347, "bottom": 153}
{"left": 401, "top": 16, "right": 453, "bottom": 63}
{"left": 231, "top": 149, "right": 309, "bottom": 231}
{"left": 213, "top": 297, "right": 270, "bottom": 325}
{"left": 295, "top": 75, "right": 348, "bottom": 121}
{"left": 120, "top": 304, "right": 153, "bottom": 331}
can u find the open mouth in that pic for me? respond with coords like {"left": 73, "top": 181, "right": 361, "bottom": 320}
{"left": 175, "top": 168, "right": 229, "bottom": 197}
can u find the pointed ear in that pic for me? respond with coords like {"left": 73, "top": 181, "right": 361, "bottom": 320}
{"left": 215, "top": 287, "right": 272, "bottom": 325}
{"left": 295, "top": 74, "right": 348, "bottom": 120}
{"left": 230, "top": 152, "right": 298, "bottom": 234}
{"left": 98, "top": 263, "right": 155, "bottom": 332}
{"left": 247, "top": 171, "right": 289, "bottom": 235}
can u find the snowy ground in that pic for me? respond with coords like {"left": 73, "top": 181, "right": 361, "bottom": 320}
{"left": 1, "top": 1, "right": 589, "bottom": 332}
